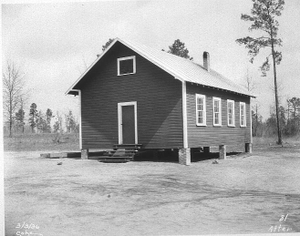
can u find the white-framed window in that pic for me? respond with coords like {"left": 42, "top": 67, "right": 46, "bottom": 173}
{"left": 196, "top": 94, "right": 206, "bottom": 126}
{"left": 117, "top": 56, "right": 136, "bottom": 76}
{"left": 227, "top": 99, "right": 235, "bottom": 127}
{"left": 213, "top": 97, "right": 222, "bottom": 126}
{"left": 240, "top": 102, "right": 246, "bottom": 127}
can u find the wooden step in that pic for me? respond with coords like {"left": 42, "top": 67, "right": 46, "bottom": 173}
{"left": 97, "top": 148, "right": 135, "bottom": 163}
{"left": 97, "top": 144, "right": 143, "bottom": 163}
{"left": 111, "top": 149, "right": 137, "bottom": 157}
{"left": 101, "top": 160, "right": 129, "bottom": 163}
{"left": 113, "top": 144, "right": 143, "bottom": 150}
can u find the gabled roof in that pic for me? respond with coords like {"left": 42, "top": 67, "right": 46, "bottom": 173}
{"left": 66, "top": 38, "right": 255, "bottom": 97}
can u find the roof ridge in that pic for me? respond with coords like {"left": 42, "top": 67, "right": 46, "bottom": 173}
{"left": 124, "top": 38, "right": 199, "bottom": 64}
{"left": 67, "top": 37, "right": 255, "bottom": 98}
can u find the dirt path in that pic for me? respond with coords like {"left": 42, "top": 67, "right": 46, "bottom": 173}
{"left": 4, "top": 147, "right": 300, "bottom": 235}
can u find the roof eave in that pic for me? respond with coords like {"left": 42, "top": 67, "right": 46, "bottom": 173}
{"left": 67, "top": 89, "right": 80, "bottom": 96}
{"left": 65, "top": 38, "right": 121, "bottom": 96}
{"left": 187, "top": 81, "right": 256, "bottom": 98}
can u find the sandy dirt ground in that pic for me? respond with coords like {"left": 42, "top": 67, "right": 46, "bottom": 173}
{"left": 4, "top": 145, "right": 300, "bottom": 235}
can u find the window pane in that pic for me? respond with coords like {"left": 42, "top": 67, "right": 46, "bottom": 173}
{"left": 197, "top": 96, "right": 206, "bottom": 125}
{"left": 198, "top": 98, "right": 203, "bottom": 109}
{"left": 214, "top": 101, "right": 219, "bottom": 112}
{"left": 241, "top": 103, "right": 246, "bottom": 126}
{"left": 198, "top": 111, "right": 203, "bottom": 123}
{"left": 215, "top": 112, "right": 219, "bottom": 124}
{"left": 228, "top": 102, "right": 234, "bottom": 125}
{"left": 119, "top": 59, "right": 134, "bottom": 75}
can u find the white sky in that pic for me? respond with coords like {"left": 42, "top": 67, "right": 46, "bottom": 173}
{"left": 2, "top": 0, "right": 300, "bottom": 120}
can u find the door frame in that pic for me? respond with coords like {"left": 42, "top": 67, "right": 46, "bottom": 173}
{"left": 118, "top": 101, "right": 138, "bottom": 144}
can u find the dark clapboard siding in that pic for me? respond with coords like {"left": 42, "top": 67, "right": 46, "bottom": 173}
{"left": 186, "top": 82, "right": 251, "bottom": 147}
{"left": 78, "top": 42, "right": 183, "bottom": 149}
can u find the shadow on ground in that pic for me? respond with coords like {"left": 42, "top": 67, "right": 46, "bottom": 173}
{"left": 133, "top": 149, "right": 242, "bottom": 163}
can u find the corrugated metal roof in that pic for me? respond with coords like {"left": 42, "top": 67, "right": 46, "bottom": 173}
{"left": 66, "top": 38, "right": 255, "bottom": 97}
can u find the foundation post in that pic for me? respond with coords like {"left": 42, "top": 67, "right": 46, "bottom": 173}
{"left": 81, "top": 149, "right": 89, "bottom": 159}
{"left": 245, "top": 143, "right": 252, "bottom": 153}
{"left": 179, "top": 148, "right": 191, "bottom": 166}
{"left": 219, "top": 145, "right": 226, "bottom": 160}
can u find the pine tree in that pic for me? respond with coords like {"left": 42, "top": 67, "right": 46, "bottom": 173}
{"left": 29, "top": 103, "right": 38, "bottom": 133}
{"left": 236, "top": 0, "right": 285, "bottom": 144}
{"left": 36, "top": 110, "right": 47, "bottom": 133}
{"left": 15, "top": 108, "right": 25, "bottom": 133}
{"left": 45, "top": 108, "right": 53, "bottom": 133}
{"left": 165, "top": 39, "right": 193, "bottom": 60}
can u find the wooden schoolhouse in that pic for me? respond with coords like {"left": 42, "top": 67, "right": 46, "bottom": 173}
{"left": 66, "top": 38, "right": 255, "bottom": 165}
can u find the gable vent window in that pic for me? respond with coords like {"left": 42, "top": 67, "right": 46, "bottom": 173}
{"left": 117, "top": 56, "right": 136, "bottom": 76}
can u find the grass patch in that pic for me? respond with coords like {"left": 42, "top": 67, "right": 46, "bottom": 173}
{"left": 253, "top": 136, "right": 300, "bottom": 154}
{"left": 4, "top": 133, "right": 79, "bottom": 152}
{"left": 4, "top": 133, "right": 300, "bottom": 154}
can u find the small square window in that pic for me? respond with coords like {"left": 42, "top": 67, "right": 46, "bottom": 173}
{"left": 117, "top": 56, "right": 136, "bottom": 76}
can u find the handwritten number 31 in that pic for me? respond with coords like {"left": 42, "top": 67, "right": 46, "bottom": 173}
{"left": 279, "top": 214, "right": 288, "bottom": 222}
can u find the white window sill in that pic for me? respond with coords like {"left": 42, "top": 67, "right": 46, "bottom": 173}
{"left": 196, "top": 124, "right": 207, "bottom": 127}
{"left": 117, "top": 72, "right": 135, "bottom": 76}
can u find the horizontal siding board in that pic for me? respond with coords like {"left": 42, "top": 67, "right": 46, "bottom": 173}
{"left": 186, "top": 83, "right": 251, "bottom": 147}
{"left": 80, "top": 42, "right": 183, "bottom": 149}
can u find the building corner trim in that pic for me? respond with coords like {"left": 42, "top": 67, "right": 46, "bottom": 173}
{"left": 78, "top": 90, "right": 82, "bottom": 149}
{"left": 182, "top": 80, "right": 188, "bottom": 148}
{"left": 249, "top": 98, "right": 253, "bottom": 145}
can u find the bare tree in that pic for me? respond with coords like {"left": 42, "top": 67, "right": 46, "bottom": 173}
{"left": 65, "top": 110, "right": 78, "bottom": 133}
{"left": 76, "top": 54, "right": 89, "bottom": 75}
{"left": 243, "top": 69, "right": 256, "bottom": 92}
{"left": 53, "top": 111, "right": 63, "bottom": 133}
{"left": 243, "top": 69, "right": 261, "bottom": 137}
{"left": 2, "top": 60, "right": 26, "bottom": 137}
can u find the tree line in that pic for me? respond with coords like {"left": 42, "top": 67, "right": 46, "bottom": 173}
{"left": 3, "top": 0, "right": 294, "bottom": 142}
{"left": 6, "top": 102, "right": 79, "bottom": 136}
{"left": 252, "top": 97, "right": 300, "bottom": 137}
{"left": 2, "top": 59, "right": 79, "bottom": 137}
